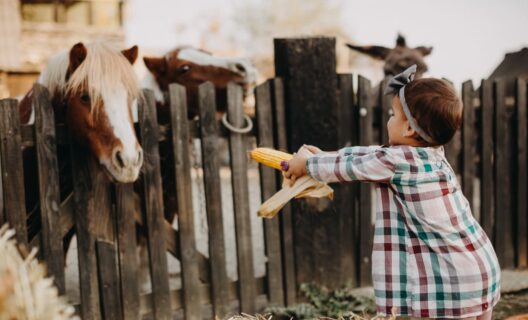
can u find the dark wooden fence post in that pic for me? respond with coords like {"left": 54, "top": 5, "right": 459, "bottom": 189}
{"left": 197, "top": 82, "right": 230, "bottom": 318}
{"left": 516, "top": 78, "right": 527, "bottom": 268}
{"left": 33, "top": 83, "right": 65, "bottom": 293}
{"left": 0, "top": 98, "right": 27, "bottom": 246}
{"left": 494, "top": 79, "right": 515, "bottom": 268}
{"left": 227, "top": 82, "right": 257, "bottom": 313}
{"left": 357, "top": 76, "right": 374, "bottom": 286}
{"left": 138, "top": 89, "right": 172, "bottom": 319}
{"left": 255, "top": 80, "right": 285, "bottom": 306}
{"left": 462, "top": 81, "right": 475, "bottom": 208}
{"left": 480, "top": 80, "right": 494, "bottom": 240}
{"left": 169, "top": 83, "right": 202, "bottom": 319}
{"left": 274, "top": 37, "right": 342, "bottom": 289}
{"left": 337, "top": 74, "right": 358, "bottom": 288}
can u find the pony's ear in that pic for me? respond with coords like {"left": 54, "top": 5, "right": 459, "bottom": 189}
{"left": 68, "top": 42, "right": 87, "bottom": 78}
{"left": 415, "top": 46, "right": 433, "bottom": 57}
{"left": 122, "top": 45, "right": 138, "bottom": 65}
{"left": 345, "top": 44, "right": 391, "bottom": 61}
{"left": 143, "top": 56, "right": 167, "bottom": 75}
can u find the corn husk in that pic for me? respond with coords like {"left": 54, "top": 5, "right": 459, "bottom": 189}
{"left": 257, "top": 146, "right": 333, "bottom": 218}
{"left": 0, "top": 224, "right": 78, "bottom": 320}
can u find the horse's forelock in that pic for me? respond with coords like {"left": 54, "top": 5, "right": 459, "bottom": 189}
{"left": 47, "top": 42, "right": 142, "bottom": 115}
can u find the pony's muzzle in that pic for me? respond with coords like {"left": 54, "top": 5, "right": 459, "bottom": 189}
{"left": 109, "top": 146, "right": 143, "bottom": 182}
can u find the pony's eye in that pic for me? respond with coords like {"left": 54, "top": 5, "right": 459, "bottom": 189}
{"left": 178, "top": 65, "right": 191, "bottom": 74}
{"left": 80, "top": 92, "right": 90, "bottom": 105}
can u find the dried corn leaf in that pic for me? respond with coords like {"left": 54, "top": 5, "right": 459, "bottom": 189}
{"left": 257, "top": 146, "right": 333, "bottom": 218}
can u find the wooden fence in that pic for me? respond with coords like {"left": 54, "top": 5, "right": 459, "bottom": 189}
{"left": 0, "top": 80, "right": 291, "bottom": 319}
{"left": 0, "top": 73, "right": 526, "bottom": 319}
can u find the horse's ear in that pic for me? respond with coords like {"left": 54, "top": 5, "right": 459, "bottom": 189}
{"left": 122, "top": 45, "right": 138, "bottom": 65}
{"left": 143, "top": 56, "right": 167, "bottom": 75}
{"left": 346, "top": 44, "right": 391, "bottom": 60}
{"left": 415, "top": 46, "right": 433, "bottom": 57}
{"left": 68, "top": 42, "right": 87, "bottom": 76}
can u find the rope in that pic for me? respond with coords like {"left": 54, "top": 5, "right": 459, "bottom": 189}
{"left": 221, "top": 113, "right": 253, "bottom": 134}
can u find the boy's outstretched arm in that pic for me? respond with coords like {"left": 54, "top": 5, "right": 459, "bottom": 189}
{"left": 285, "top": 146, "right": 396, "bottom": 184}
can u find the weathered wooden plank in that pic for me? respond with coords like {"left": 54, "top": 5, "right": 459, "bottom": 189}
{"left": 115, "top": 183, "right": 140, "bottom": 320}
{"left": 337, "top": 74, "right": 357, "bottom": 288}
{"left": 96, "top": 240, "right": 123, "bottom": 320}
{"left": 226, "top": 82, "right": 256, "bottom": 313}
{"left": 516, "top": 78, "right": 527, "bottom": 268}
{"left": 480, "top": 80, "right": 494, "bottom": 240}
{"left": 271, "top": 77, "right": 296, "bottom": 305}
{"left": 168, "top": 83, "right": 201, "bottom": 319}
{"left": 274, "top": 37, "right": 341, "bottom": 290}
{"left": 255, "top": 81, "right": 284, "bottom": 306}
{"left": 494, "top": 79, "right": 515, "bottom": 268}
{"left": 0, "top": 98, "right": 27, "bottom": 245}
{"left": 358, "top": 75, "right": 373, "bottom": 286}
{"left": 69, "top": 143, "right": 102, "bottom": 320}
{"left": 33, "top": 83, "right": 65, "bottom": 293}
{"left": 139, "top": 89, "right": 172, "bottom": 319}
{"left": 379, "top": 77, "right": 392, "bottom": 146}
{"left": 462, "top": 81, "right": 475, "bottom": 207}
{"left": 197, "top": 82, "right": 230, "bottom": 318}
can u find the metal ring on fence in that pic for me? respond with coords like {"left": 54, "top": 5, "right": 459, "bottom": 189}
{"left": 221, "top": 113, "right": 253, "bottom": 134}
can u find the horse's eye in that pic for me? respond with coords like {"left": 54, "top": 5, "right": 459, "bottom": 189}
{"left": 178, "top": 65, "right": 191, "bottom": 74}
{"left": 80, "top": 92, "right": 90, "bottom": 104}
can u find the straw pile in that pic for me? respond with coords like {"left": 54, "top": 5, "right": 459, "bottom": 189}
{"left": 0, "top": 225, "right": 77, "bottom": 320}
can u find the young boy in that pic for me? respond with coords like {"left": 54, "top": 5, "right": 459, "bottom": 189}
{"left": 283, "top": 65, "right": 500, "bottom": 320}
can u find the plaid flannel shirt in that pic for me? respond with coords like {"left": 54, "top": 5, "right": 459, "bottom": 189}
{"left": 307, "top": 145, "right": 501, "bottom": 319}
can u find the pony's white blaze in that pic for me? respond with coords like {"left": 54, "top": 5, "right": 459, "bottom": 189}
{"left": 103, "top": 85, "right": 142, "bottom": 182}
{"left": 178, "top": 48, "right": 259, "bottom": 86}
{"left": 140, "top": 72, "right": 164, "bottom": 104}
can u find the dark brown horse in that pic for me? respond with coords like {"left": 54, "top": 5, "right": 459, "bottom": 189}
{"left": 346, "top": 34, "right": 433, "bottom": 78}
{"left": 19, "top": 42, "right": 143, "bottom": 242}
{"left": 141, "top": 47, "right": 258, "bottom": 226}
{"left": 142, "top": 46, "right": 258, "bottom": 119}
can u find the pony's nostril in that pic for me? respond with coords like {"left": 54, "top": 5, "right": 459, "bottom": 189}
{"left": 136, "top": 149, "right": 143, "bottom": 166}
{"left": 115, "top": 150, "right": 125, "bottom": 169}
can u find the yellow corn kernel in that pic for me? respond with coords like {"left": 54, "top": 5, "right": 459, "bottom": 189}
{"left": 249, "top": 147, "right": 293, "bottom": 170}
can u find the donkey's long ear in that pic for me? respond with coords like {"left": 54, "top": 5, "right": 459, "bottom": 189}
{"left": 143, "top": 56, "right": 167, "bottom": 75}
{"left": 67, "top": 42, "right": 87, "bottom": 79}
{"left": 122, "top": 45, "right": 138, "bottom": 64}
{"left": 415, "top": 46, "right": 433, "bottom": 57}
{"left": 346, "top": 44, "right": 391, "bottom": 60}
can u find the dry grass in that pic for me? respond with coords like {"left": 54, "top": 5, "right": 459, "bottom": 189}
{"left": 227, "top": 309, "right": 397, "bottom": 320}
{"left": 0, "top": 225, "right": 78, "bottom": 320}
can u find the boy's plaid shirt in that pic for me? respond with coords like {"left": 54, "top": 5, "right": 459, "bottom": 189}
{"left": 307, "top": 145, "right": 501, "bottom": 319}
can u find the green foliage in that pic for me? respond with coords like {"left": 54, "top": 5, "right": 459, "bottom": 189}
{"left": 265, "top": 283, "right": 376, "bottom": 320}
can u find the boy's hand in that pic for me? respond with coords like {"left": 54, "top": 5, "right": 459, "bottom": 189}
{"left": 303, "top": 144, "right": 323, "bottom": 154}
{"left": 282, "top": 154, "right": 308, "bottom": 185}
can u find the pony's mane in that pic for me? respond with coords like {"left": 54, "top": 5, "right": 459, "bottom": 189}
{"left": 38, "top": 42, "right": 142, "bottom": 113}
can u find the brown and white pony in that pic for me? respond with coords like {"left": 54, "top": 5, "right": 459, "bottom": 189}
{"left": 19, "top": 42, "right": 143, "bottom": 240}
{"left": 141, "top": 46, "right": 258, "bottom": 119}
{"left": 346, "top": 34, "right": 433, "bottom": 78}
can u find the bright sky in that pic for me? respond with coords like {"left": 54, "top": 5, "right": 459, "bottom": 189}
{"left": 125, "top": 0, "right": 528, "bottom": 87}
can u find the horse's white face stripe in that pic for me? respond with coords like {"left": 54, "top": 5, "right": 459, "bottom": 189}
{"left": 103, "top": 86, "right": 139, "bottom": 164}
{"left": 178, "top": 48, "right": 232, "bottom": 69}
{"left": 140, "top": 72, "right": 164, "bottom": 104}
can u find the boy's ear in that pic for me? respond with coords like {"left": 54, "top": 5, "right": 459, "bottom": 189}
{"left": 403, "top": 121, "right": 416, "bottom": 138}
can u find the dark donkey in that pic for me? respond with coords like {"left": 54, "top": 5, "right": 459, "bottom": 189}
{"left": 346, "top": 34, "right": 433, "bottom": 78}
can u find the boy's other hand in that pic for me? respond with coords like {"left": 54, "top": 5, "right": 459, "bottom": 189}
{"left": 303, "top": 144, "right": 323, "bottom": 154}
{"left": 283, "top": 154, "right": 308, "bottom": 186}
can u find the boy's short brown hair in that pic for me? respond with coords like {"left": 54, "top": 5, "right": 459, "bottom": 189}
{"left": 403, "top": 78, "right": 462, "bottom": 146}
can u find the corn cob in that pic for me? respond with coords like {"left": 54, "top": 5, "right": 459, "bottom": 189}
{"left": 249, "top": 148, "right": 293, "bottom": 170}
